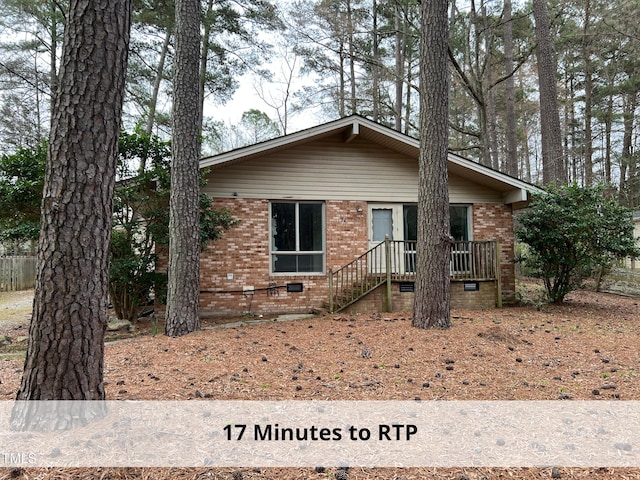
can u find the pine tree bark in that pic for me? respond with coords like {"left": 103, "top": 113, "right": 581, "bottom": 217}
{"left": 16, "top": 0, "right": 132, "bottom": 400}
{"left": 504, "top": 0, "right": 519, "bottom": 177}
{"left": 165, "top": 0, "right": 202, "bottom": 337}
{"left": 394, "top": 3, "right": 405, "bottom": 131}
{"left": 582, "top": 0, "right": 594, "bottom": 185}
{"left": 532, "top": 0, "right": 565, "bottom": 185}
{"left": 372, "top": 0, "right": 380, "bottom": 122}
{"left": 413, "top": 0, "right": 451, "bottom": 329}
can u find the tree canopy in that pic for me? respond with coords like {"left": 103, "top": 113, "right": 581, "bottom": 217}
{"left": 1, "top": 0, "right": 640, "bottom": 207}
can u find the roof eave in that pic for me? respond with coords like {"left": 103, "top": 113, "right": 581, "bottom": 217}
{"left": 199, "top": 114, "right": 544, "bottom": 204}
{"left": 200, "top": 116, "right": 362, "bottom": 169}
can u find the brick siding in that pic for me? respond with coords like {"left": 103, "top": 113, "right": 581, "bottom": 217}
{"left": 472, "top": 203, "right": 516, "bottom": 303}
{"left": 157, "top": 200, "right": 516, "bottom": 317}
{"left": 179, "top": 198, "right": 368, "bottom": 317}
{"left": 342, "top": 280, "right": 497, "bottom": 314}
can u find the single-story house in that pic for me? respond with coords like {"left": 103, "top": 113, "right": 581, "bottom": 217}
{"left": 159, "top": 115, "right": 542, "bottom": 317}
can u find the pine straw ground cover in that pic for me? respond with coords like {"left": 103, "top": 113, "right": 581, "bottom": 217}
{"left": 1, "top": 287, "right": 639, "bottom": 480}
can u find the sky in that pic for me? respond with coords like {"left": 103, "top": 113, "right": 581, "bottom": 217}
{"left": 206, "top": 0, "right": 328, "bottom": 135}
{"left": 207, "top": 64, "right": 323, "bottom": 135}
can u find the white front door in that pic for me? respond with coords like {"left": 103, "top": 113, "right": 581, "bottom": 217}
{"left": 368, "top": 205, "right": 405, "bottom": 274}
{"left": 366, "top": 204, "right": 472, "bottom": 275}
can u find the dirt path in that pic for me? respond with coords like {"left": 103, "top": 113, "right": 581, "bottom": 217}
{"left": 0, "top": 289, "right": 33, "bottom": 337}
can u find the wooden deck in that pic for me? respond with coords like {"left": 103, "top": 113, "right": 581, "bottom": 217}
{"left": 329, "top": 239, "right": 499, "bottom": 312}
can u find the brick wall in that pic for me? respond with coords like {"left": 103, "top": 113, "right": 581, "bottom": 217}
{"left": 157, "top": 200, "right": 516, "bottom": 317}
{"left": 197, "top": 198, "right": 368, "bottom": 317}
{"left": 342, "top": 280, "right": 497, "bottom": 314}
{"left": 472, "top": 203, "right": 516, "bottom": 303}
{"left": 326, "top": 201, "right": 369, "bottom": 269}
{"left": 450, "top": 280, "right": 497, "bottom": 309}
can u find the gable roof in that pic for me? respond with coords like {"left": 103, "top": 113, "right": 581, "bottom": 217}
{"left": 200, "top": 114, "right": 543, "bottom": 205}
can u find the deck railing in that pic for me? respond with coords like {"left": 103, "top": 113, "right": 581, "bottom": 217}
{"left": 329, "top": 238, "right": 499, "bottom": 312}
{"left": 450, "top": 240, "right": 498, "bottom": 280}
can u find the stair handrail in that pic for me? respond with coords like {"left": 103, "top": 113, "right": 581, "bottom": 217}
{"left": 329, "top": 239, "right": 499, "bottom": 313}
{"left": 329, "top": 237, "right": 391, "bottom": 312}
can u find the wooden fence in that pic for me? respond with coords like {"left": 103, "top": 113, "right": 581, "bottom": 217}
{"left": 600, "top": 267, "right": 640, "bottom": 297}
{"left": 0, "top": 256, "right": 37, "bottom": 291}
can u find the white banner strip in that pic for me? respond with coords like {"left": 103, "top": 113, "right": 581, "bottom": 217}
{"left": 1, "top": 401, "right": 639, "bottom": 467}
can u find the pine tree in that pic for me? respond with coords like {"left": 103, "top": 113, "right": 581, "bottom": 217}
{"left": 412, "top": 0, "right": 451, "bottom": 329}
{"left": 165, "top": 0, "right": 202, "bottom": 337}
{"left": 16, "top": 0, "right": 132, "bottom": 400}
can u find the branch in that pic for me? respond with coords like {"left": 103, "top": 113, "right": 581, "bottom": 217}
{"left": 490, "top": 43, "right": 536, "bottom": 90}
{"left": 449, "top": 120, "right": 480, "bottom": 139}
{"left": 448, "top": 46, "right": 484, "bottom": 107}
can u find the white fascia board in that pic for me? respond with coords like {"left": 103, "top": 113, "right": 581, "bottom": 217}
{"left": 199, "top": 116, "right": 361, "bottom": 169}
{"left": 503, "top": 188, "right": 529, "bottom": 204}
{"left": 447, "top": 153, "right": 544, "bottom": 197}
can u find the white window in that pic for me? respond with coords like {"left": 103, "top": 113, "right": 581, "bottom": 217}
{"left": 449, "top": 205, "right": 471, "bottom": 242}
{"left": 270, "top": 202, "right": 325, "bottom": 273}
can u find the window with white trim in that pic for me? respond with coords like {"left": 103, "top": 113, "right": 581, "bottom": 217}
{"left": 449, "top": 205, "right": 471, "bottom": 241}
{"left": 270, "top": 201, "right": 325, "bottom": 273}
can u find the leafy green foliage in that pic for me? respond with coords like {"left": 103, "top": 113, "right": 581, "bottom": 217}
{"left": 109, "top": 131, "right": 170, "bottom": 320}
{"left": 0, "top": 142, "right": 46, "bottom": 248}
{"left": 110, "top": 130, "right": 238, "bottom": 320}
{"left": 515, "top": 183, "right": 640, "bottom": 303}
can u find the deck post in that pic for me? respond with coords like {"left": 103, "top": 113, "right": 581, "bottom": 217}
{"left": 495, "top": 240, "right": 503, "bottom": 308}
{"left": 328, "top": 267, "right": 334, "bottom": 313}
{"left": 385, "top": 235, "right": 392, "bottom": 312}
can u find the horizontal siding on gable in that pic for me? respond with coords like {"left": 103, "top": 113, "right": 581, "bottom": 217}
{"left": 203, "top": 135, "right": 504, "bottom": 204}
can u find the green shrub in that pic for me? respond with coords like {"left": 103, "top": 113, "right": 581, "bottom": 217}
{"left": 515, "top": 183, "right": 640, "bottom": 303}
{"left": 110, "top": 130, "right": 237, "bottom": 320}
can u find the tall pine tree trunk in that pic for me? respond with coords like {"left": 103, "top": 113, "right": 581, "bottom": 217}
{"left": 145, "top": 29, "right": 172, "bottom": 138}
{"left": 347, "top": 0, "right": 357, "bottom": 114}
{"left": 413, "top": 0, "right": 451, "bottom": 330}
{"left": 17, "top": 0, "right": 132, "bottom": 400}
{"left": 404, "top": 53, "right": 414, "bottom": 135}
{"left": 604, "top": 83, "right": 614, "bottom": 184}
{"left": 338, "top": 40, "right": 346, "bottom": 117}
{"left": 566, "top": 76, "right": 578, "bottom": 182}
{"left": 394, "top": 3, "right": 405, "bottom": 131}
{"left": 620, "top": 90, "right": 637, "bottom": 205}
{"left": 482, "top": 5, "right": 500, "bottom": 171}
{"left": 165, "top": 0, "right": 202, "bottom": 337}
{"left": 582, "top": 0, "right": 594, "bottom": 185}
{"left": 533, "top": 0, "right": 565, "bottom": 185}
{"left": 48, "top": 0, "right": 59, "bottom": 113}
{"left": 518, "top": 70, "right": 532, "bottom": 182}
{"left": 199, "top": 0, "right": 215, "bottom": 135}
{"left": 504, "top": 0, "right": 519, "bottom": 177}
{"left": 140, "top": 28, "right": 172, "bottom": 174}
{"left": 372, "top": 0, "right": 380, "bottom": 122}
